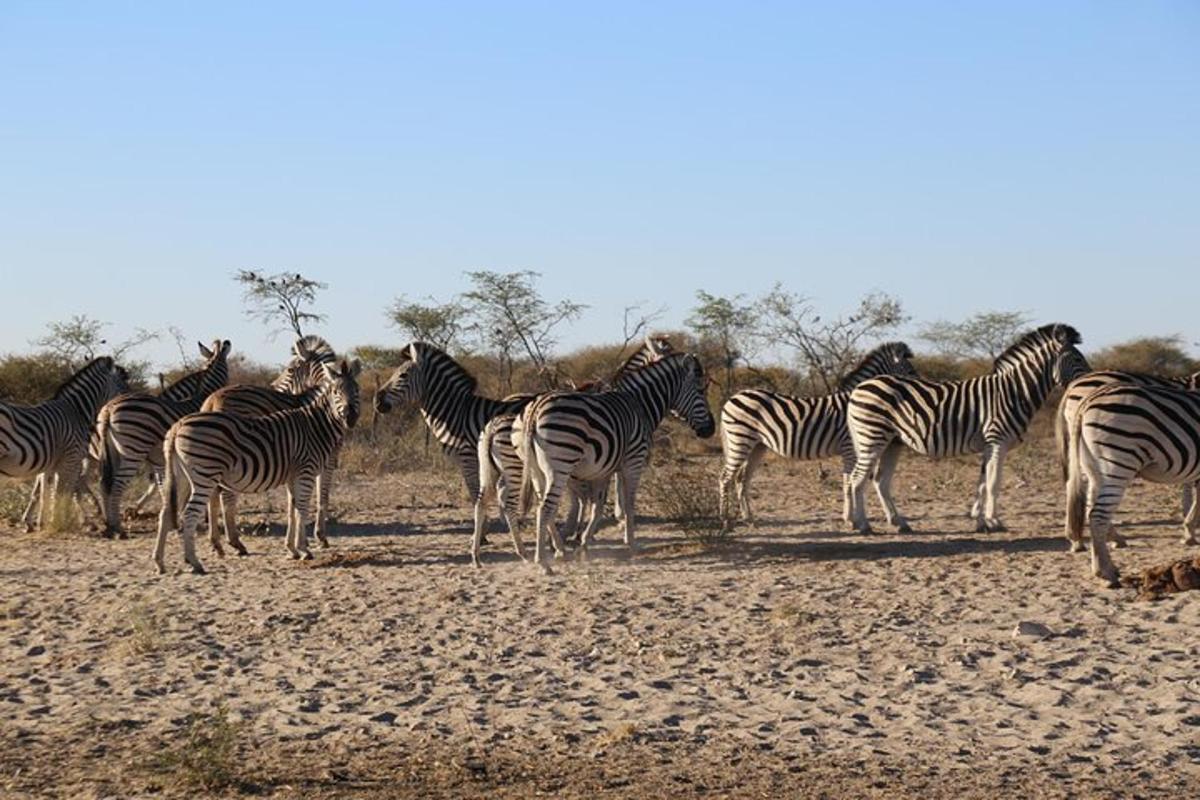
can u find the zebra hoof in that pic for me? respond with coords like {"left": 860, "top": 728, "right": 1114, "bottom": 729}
{"left": 190, "top": 563, "right": 207, "bottom": 576}
{"left": 1069, "top": 541, "right": 1085, "bottom": 553}
{"left": 896, "top": 522, "right": 913, "bottom": 534}
{"left": 299, "top": 551, "right": 313, "bottom": 561}
{"left": 233, "top": 544, "right": 249, "bottom": 556}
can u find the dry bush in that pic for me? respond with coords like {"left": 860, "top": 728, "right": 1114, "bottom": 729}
{"left": 150, "top": 707, "right": 243, "bottom": 792}
{"left": 0, "top": 481, "right": 27, "bottom": 527}
{"left": 642, "top": 457, "right": 726, "bottom": 544}
{"left": 340, "top": 406, "right": 458, "bottom": 476}
{"left": 124, "top": 603, "right": 167, "bottom": 656}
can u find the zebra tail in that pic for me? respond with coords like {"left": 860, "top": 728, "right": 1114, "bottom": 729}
{"left": 1054, "top": 393, "right": 1071, "bottom": 485}
{"left": 161, "top": 429, "right": 180, "bottom": 533}
{"left": 516, "top": 418, "right": 537, "bottom": 519}
{"left": 1065, "top": 397, "right": 1088, "bottom": 542}
{"left": 98, "top": 406, "right": 117, "bottom": 495}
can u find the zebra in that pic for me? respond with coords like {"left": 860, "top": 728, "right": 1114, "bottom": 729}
{"left": 1055, "top": 368, "right": 1200, "bottom": 552}
{"left": 718, "top": 342, "right": 917, "bottom": 529}
{"left": 846, "top": 323, "right": 1087, "bottom": 534}
{"left": 471, "top": 335, "right": 675, "bottom": 566}
{"left": 1, "top": 357, "right": 129, "bottom": 531}
{"left": 373, "top": 342, "right": 537, "bottom": 505}
{"left": 154, "top": 357, "right": 362, "bottom": 575}
{"left": 95, "top": 340, "right": 231, "bottom": 538}
{"left": 1065, "top": 382, "right": 1200, "bottom": 586}
{"left": 518, "top": 353, "right": 716, "bottom": 569}
{"left": 199, "top": 336, "right": 340, "bottom": 547}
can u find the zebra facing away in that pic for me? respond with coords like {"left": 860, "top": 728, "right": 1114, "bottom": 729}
{"left": 846, "top": 323, "right": 1087, "bottom": 535}
{"left": 1066, "top": 382, "right": 1200, "bottom": 586}
{"left": 373, "top": 342, "right": 536, "bottom": 505}
{"left": 718, "top": 342, "right": 917, "bottom": 530}
{"left": 155, "top": 357, "right": 362, "bottom": 575}
{"left": 1, "top": 358, "right": 129, "bottom": 531}
{"left": 201, "top": 336, "right": 339, "bottom": 547}
{"left": 1055, "top": 368, "right": 1200, "bottom": 552}
{"left": 471, "top": 335, "right": 675, "bottom": 567}
{"left": 96, "top": 339, "right": 231, "bottom": 538}
{"left": 518, "top": 353, "right": 716, "bottom": 569}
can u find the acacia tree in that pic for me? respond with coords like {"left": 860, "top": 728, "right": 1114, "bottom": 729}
{"left": 32, "top": 314, "right": 158, "bottom": 366}
{"left": 759, "top": 286, "right": 907, "bottom": 392}
{"left": 461, "top": 270, "right": 585, "bottom": 392}
{"left": 686, "top": 291, "right": 759, "bottom": 402}
{"left": 917, "top": 310, "right": 1032, "bottom": 361}
{"left": 235, "top": 270, "right": 327, "bottom": 339}
{"left": 386, "top": 295, "right": 470, "bottom": 353}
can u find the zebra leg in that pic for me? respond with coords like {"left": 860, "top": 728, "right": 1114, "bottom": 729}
{"left": 313, "top": 465, "right": 332, "bottom": 548}
{"left": 979, "top": 442, "right": 1009, "bottom": 532}
{"left": 101, "top": 455, "right": 139, "bottom": 538}
{"left": 873, "top": 442, "right": 910, "bottom": 533}
{"left": 618, "top": 464, "right": 643, "bottom": 550}
{"left": 736, "top": 445, "right": 767, "bottom": 527}
{"left": 1182, "top": 486, "right": 1200, "bottom": 546}
{"left": 969, "top": 458, "right": 986, "bottom": 522}
{"left": 497, "top": 475, "right": 527, "bottom": 562}
{"left": 471, "top": 480, "right": 497, "bottom": 568}
{"left": 207, "top": 494, "right": 225, "bottom": 558}
{"left": 847, "top": 442, "right": 886, "bottom": 535}
{"left": 1182, "top": 484, "right": 1198, "bottom": 541}
{"left": 131, "top": 475, "right": 161, "bottom": 517}
{"left": 289, "top": 477, "right": 317, "bottom": 561}
{"left": 219, "top": 492, "right": 247, "bottom": 555}
{"left": 169, "top": 477, "right": 211, "bottom": 576}
{"left": 1087, "top": 489, "right": 1123, "bottom": 587}
{"left": 22, "top": 475, "right": 42, "bottom": 532}
{"left": 534, "top": 474, "right": 568, "bottom": 571}
{"left": 561, "top": 486, "right": 584, "bottom": 545}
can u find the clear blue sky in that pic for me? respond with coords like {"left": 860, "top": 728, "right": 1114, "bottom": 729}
{"left": 2, "top": 2, "right": 1198, "bottom": 369}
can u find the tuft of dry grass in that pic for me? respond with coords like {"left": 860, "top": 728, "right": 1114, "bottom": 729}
{"left": 0, "top": 481, "right": 27, "bottom": 527}
{"left": 642, "top": 458, "right": 728, "bottom": 545}
{"left": 150, "top": 706, "right": 244, "bottom": 792}
{"left": 41, "top": 492, "right": 83, "bottom": 535}
{"left": 125, "top": 603, "right": 167, "bottom": 656}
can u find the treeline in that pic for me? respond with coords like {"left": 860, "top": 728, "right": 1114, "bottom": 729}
{"left": 1, "top": 269, "right": 1196, "bottom": 405}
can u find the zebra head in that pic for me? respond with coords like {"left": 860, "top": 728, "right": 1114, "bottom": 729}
{"left": 198, "top": 339, "right": 232, "bottom": 373}
{"left": 320, "top": 357, "right": 363, "bottom": 429}
{"left": 373, "top": 344, "right": 421, "bottom": 413}
{"left": 1054, "top": 346, "right": 1091, "bottom": 386}
{"left": 839, "top": 341, "right": 917, "bottom": 390}
{"left": 670, "top": 354, "right": 717, "bottom": 439}
{"left": 273, "top": 335, "right": 337, "bottom": 393}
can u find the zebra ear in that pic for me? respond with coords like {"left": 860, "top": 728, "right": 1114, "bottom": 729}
{"left": 344, "top": 358, "right": 363, "bottom": 378}
{"left": 406, "top": 343, "right": 418, "bottom": 362}
{"left": 198, "top": 341, "right": 214, "bottom": 359}
{"left": 220, "top": 339, "right": 232, "bottom": 356}
{"left": 293, "top": 338, "right": 311, "bottom": 360}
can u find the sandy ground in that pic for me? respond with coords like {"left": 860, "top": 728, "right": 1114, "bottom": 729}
{"left": 2, "top": 439, "right": 1199, "bottom": 798}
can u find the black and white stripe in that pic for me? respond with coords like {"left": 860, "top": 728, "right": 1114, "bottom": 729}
{"left": 518, "top": 353, "right": 716, "bottom": 568}
{"left": 471, "top": 335, "right": 675, "bottom": 566}
{"left": 718, "top": 342, "right": 916, "bottom": 528}
{"left": 1, "top": 357, "right": 129, "bottom": 530}
{"left": 154, "top": 358, "right": 362, "bottom": 574}
{"left": 200, "top": 336, "right": 339, "bottom": 546}
{"left": 96, "top": 340, "right": 231, "bottom": 537}
{"left": 373, "top": 342, "right": 535, "bottom": 502}
{"left": 1065, "top": 382, "right": 1200, "bottom": 585}
{"left": 1055, "top": 368, "right": 1200, "bottom": 551}
{"left": 846, "top": 323, "right": 1088, "bottom": 534}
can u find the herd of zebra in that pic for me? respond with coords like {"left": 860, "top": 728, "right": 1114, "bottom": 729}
{"left": 3, "top": 322, "right": 1200, "bottom": 586}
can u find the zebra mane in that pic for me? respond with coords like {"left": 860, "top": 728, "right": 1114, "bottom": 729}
{"left": 293, "top": 335, "right": 336, "bottom": 363}
{"left": 52, "top": 357, "right": 114, "bottom": 400}
{"left": 613, "top": 352, "right": 698, "bottom": 388}
{"left": 992, "top": 324, "right": 1081, "bottom": 373}
{"left": 409, "top": 342, "right": 479, "bottom": 393}
{"left": 839, "top": 342, "right": 915, "bottom": 391}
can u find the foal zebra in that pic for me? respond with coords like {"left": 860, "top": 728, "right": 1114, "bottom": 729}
{"left": 96, "top": 340, "right": 231, "bottom": 537}
{"left": 1055, "top": 368, "right": 1200, "bottom": 551}
{"left": 200, "top": 336, "right": 339, "bottom": 546}
{"left": 1066, "top": 382, "right": 1200, "bottom": 585}
{"left": 1, "top": 358, "right": 129, "bottom": 530}
{"left": 847, "top": 324, "right": 1087, "bottom": 534}
{"left": 718, "top": 342, "right": 916, "bottom": 529}
{"left": 373, "top": 342, "right": 536, "bottom": 503}
{"left": 518, "top": 353, "right": 716, "bottom": 568}
{"left": 471, "top": 335, "right": 674, "bottom": 566}
{"left": 155, "top": 358, "right": 361, "bottom": 575}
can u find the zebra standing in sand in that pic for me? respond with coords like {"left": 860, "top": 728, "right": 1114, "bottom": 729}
{"left": 846, "top": 324, "right": 1088, "bottom": 534}
{"left": 471, "top": 335, "right": 674, "bottom": 566}
{"left": 373, "top": 342, "right": 536, "bottom": 504}
{"left": 518, "top": 353, "right": 716, "bottom": 569}
{"left": 96, "top": 340, "right": 231, "bottom": 538}
{"left": 1055, "top": 368, "right": 1200, "bottom": 552}
{"left": 1066, "top": 382, "right": 1200, "bottom": 586}
{"left": 200, "top": 336, "right": 340, "bottom": 547}
{"left": 1, "top": 357, "right": 129, "bottom": 531}
{"left": 155, "top": 358, "right": 361, "bottom": 575}
{"left": 718, "top": 342, "right": 916, "bottom": 529}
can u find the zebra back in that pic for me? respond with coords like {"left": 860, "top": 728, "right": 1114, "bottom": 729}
{"left": 838, "top": 342, "right": 917, "bottom": 391}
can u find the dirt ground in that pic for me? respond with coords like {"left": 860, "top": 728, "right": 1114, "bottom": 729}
{"left": 2, "top": 440, "right": 1199, "bottom": 799}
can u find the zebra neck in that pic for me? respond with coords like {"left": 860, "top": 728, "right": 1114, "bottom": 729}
{"left": 621, "top": 375, "right": 676, "bottom": 429}
{"left": 982, "top": 362, "right": 1056, "bottom": 423}
{"left": 419, "top": 391, "right": 495, "bottom": 447}
{"left": 61, "top": 382, "right": 109, "bottom": 425}
{"left": 840, "top": 361, "right": 886, "bottom": 390}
